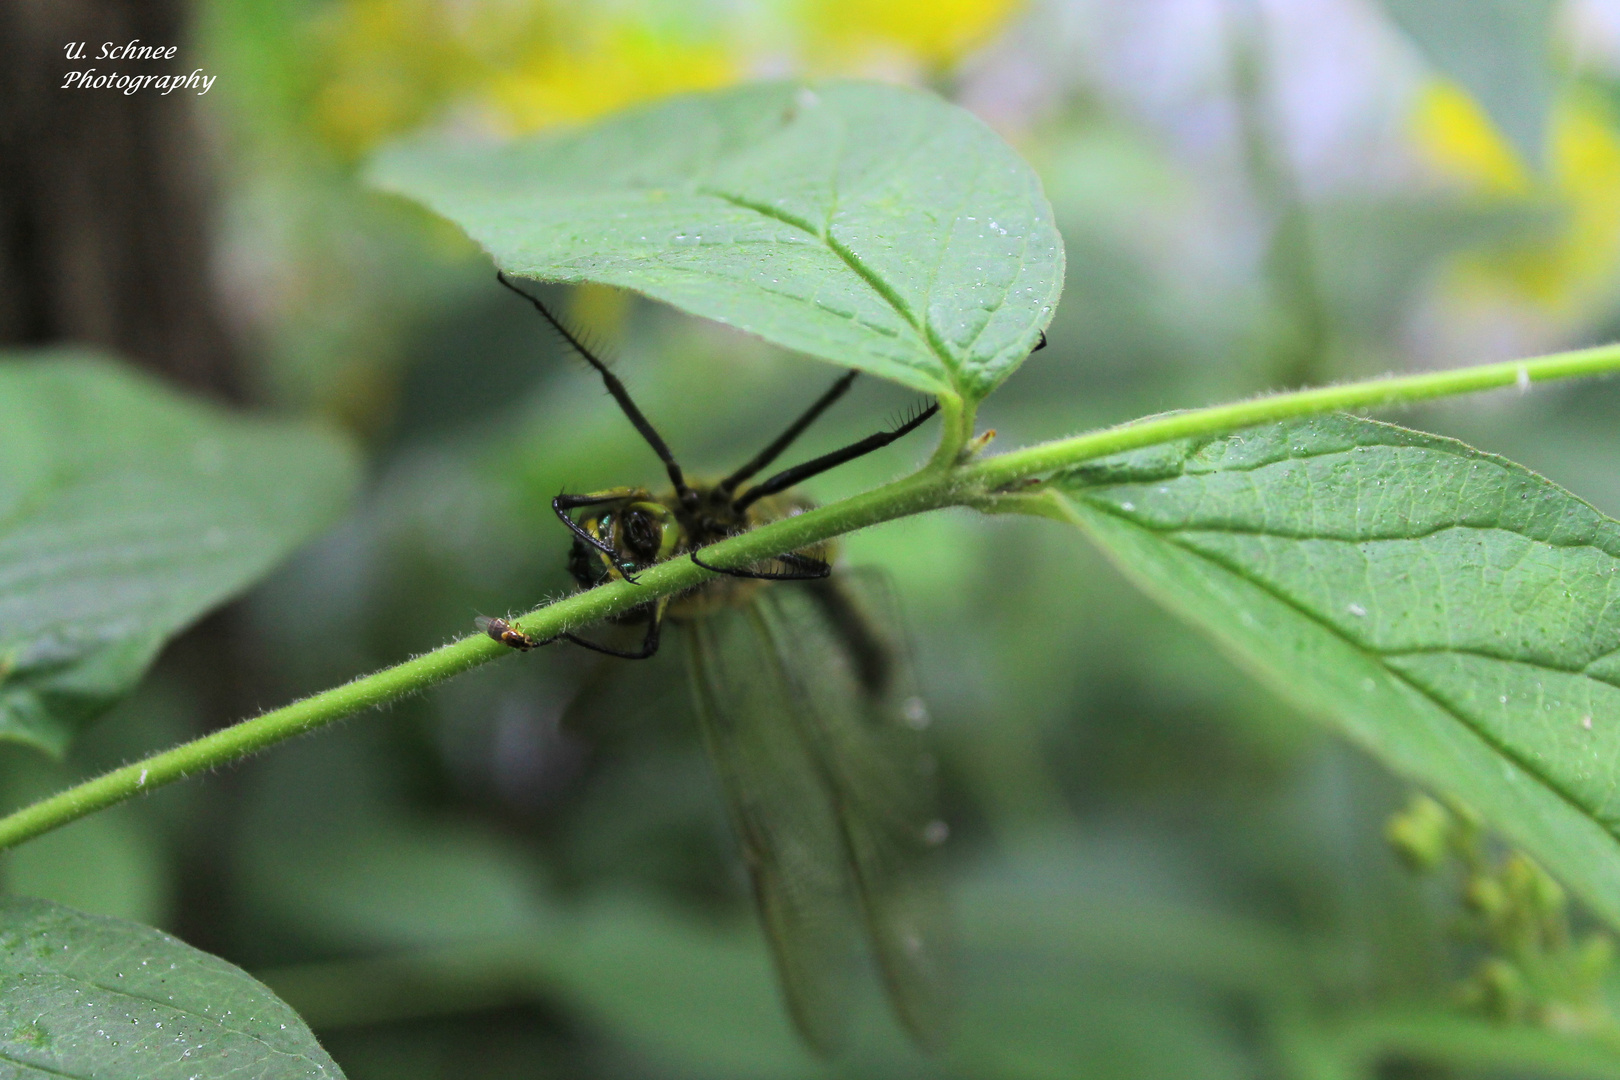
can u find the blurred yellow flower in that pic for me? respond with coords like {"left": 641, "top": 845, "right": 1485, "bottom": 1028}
{"left": 1413, "top": 81, "right": 1531, "bottom": 196}
{"left": 310, "top": 0, "right": 482, "bottom": 159}
{"left": 1414, "top": 80, "right": 1620, "bottom": 317}
{"left": 806, "top": 0, "right": 1026, "bottom": 70}
{"left": 486, "top": 23, "right": 737, "bottom": 134}
{"left": 306, "top": 0, "right": 1028, "bottom": 157}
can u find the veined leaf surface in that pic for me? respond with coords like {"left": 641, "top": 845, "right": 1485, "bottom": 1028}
{"left": 1046, "top": 415, "right": 1620, "bottom": 927}
{"left": 0, "top": 896, "right": 342, "bottom": 1078}
{"left": 369, "top": 80, "right": 1063, "bottom": 402}
{"left": 0, "top": 352, "right": 360, "bottom": 754}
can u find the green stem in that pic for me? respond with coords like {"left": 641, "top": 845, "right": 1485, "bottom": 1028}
{"left": 926, "top": 389, "right": 973, "bottom": 469}
{"left": 0, "top": 467, "right": 955, "bottom": 853}
{"left": 964, "top": 342, "right": 1620, "bottom": 490}
{"left": 1, "top": 341, "right": 1618, "bottom": 852}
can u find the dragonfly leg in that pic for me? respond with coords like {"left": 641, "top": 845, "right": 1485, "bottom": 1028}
{"left": 720, "top": 370, "right": 859, "bottom": 493}
{"left": 553, "top": 491, "right": 642, "bottom": 583}
{"left": 562, "top": 604, "right": 664, "bottom": 660}
{"left": 501, "top": 273, "right": 699, "bottom": 509}
{"left": 690, "top": 548, "right": 831, "bottom": 581}
{"left": 732, "top": 401, "right": 939, "bottom": 513}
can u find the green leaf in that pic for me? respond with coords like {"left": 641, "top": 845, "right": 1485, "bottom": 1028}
{"left": 0, "top": 351, "right": 360, "bottom": 755}
{"left": 1044, "top": 415, "right": 1620, "bottom": 931}
{"left": 368, "top": 80, "right": 1064, "bottom": 402}
{"left": 1377, "top": 0, "right": 1560, "bottom": 167}
{"left": 0, "top": 896, "right": 342, "bottom": 1078}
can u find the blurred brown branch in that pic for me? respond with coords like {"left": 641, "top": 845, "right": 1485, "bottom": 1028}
{"left": 0, "top": 0, "right": 242, "bottom": 401}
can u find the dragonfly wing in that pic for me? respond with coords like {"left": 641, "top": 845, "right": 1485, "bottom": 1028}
{"left": 755, "top": 573, "right": 951, "bottom": 1052}
{"left": 683, "top": 605, "right": 861, "bottom": 1057}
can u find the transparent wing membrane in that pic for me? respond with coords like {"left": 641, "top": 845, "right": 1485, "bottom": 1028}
{"left": 761, "top": 577, "right": 952, "bottom": 1051}
{"left": 683, "top": 575, "right": 950, "bottom": 1054}
{"left": 685, "top": 606, "right": 862, "bottom": 1055}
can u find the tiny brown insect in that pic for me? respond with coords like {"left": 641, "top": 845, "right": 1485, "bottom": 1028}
{"left": 474, "top": 615, "right": 541, "bottom": 651}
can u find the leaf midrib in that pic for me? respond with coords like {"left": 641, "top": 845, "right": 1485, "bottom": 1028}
{"left": 1071, "top": 491, "right": 1620, "bottom": 851}
{"left": 1067, "top": 442, "right": 1620, "bottom": 559}
{"left": 697, "top": 187, "right": 958, "bottom": 390}
{"left": 1141, "top": 518, "right": 1620, "bottom": 672}
{"left": 1144, "top": 518, "right": 1620, "bottom": 558}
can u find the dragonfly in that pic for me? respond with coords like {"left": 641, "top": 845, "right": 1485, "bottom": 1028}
{"left": 479, "top": 272, "right": 952, "bottom": 1054}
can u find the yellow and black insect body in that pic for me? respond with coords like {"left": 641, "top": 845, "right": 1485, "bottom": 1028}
{"left": 560, "top": 484, "right": 831, "bottom": 638}
{"left": 486, "top": 272, "right": 956, "bottom": 1054}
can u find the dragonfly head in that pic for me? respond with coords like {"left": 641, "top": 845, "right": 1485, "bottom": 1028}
{"left": 567, "top": 490, "right": 681, "bottom": 588}
{"left": 563, "top": 483, "right": 833, "bottom": 599}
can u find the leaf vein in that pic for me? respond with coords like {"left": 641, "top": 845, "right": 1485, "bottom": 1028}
{"left": 35, "top": 973, "right": 329, "bottom": 1073}
{"left": 1379, "top": 645, "right": 1620, "bottom": 694}
{"left": 1076, "top": 496, "right": 1620, "bottom": 839}
{"left": 1098, "top": 516, "right": 1620, "bottom": 559}
{"left": 0, "top": 1050, "right": 87, "bottom": 1078}
{"left": 697, "top": 187, "right": 959, "bottom": 387}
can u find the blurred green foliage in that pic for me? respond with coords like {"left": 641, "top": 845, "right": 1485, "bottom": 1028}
{"left": 11, "top": 0, "right": 1620, "bottom": 1077}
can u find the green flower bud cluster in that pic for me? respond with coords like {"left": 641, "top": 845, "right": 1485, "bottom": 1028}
{"left": 1387, "top": 794, "right": 1615, "bottom": 1034}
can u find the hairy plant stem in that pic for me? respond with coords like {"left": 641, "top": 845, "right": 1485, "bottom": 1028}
{"left": 1, "top": 342, "right": 1618, "bottom": 852}
{"left": 926, "top": 389, "right": 973, "bottom": 470}
{"left": 964, "top": 343, "right": 1620, "bottom": 490}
